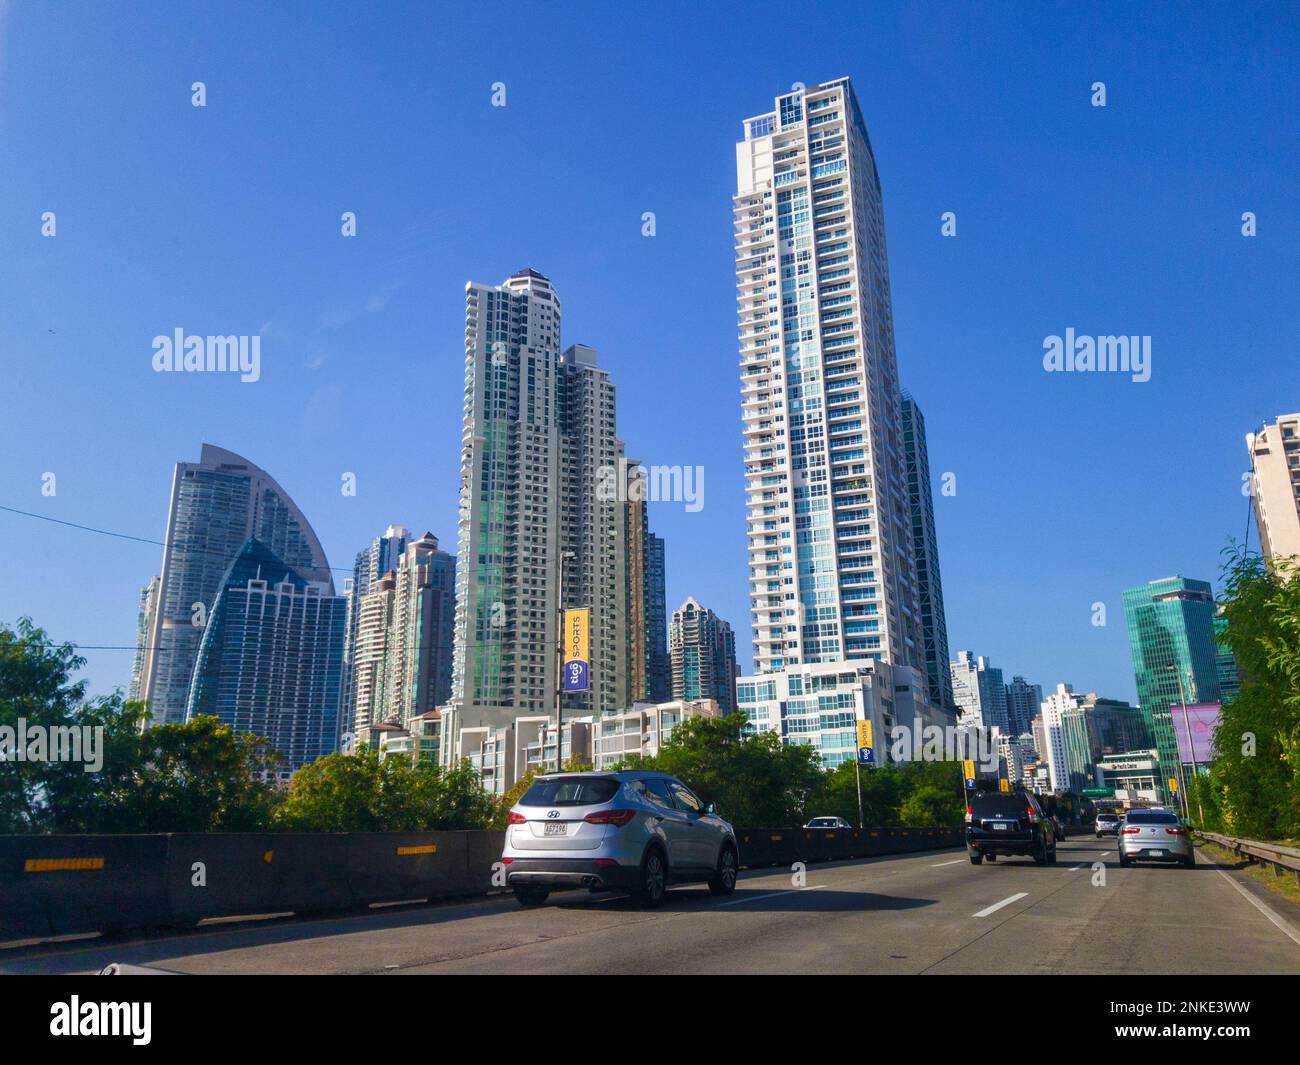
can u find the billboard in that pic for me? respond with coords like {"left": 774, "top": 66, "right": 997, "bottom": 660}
{"left": 1172, "top": 701, "right": 1220, "bottom": 765}
{"left": 562, "top": 608, "right": 590, "bottom": 692}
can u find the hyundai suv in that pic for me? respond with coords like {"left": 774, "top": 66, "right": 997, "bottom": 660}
{"left": 501, "top": 770, "right": 739, "bottom": 907}
{"left": 966, "top": 791, "right": 1058, "bottom": 865}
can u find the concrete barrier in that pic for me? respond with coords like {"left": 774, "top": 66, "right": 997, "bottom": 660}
{"left": 0, "top": 825, "right": 966, "bottom": 942}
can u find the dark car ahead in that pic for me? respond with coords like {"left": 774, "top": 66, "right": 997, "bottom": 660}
{"left": 966, "top": 791, "right": 1058, "bottom": 866}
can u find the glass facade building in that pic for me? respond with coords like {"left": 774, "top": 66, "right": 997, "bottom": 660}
{"left": 186, "top": 538, "right": 346, "bottom": 777}
{"left": 669, "top": 597, "right": 738, "bottom": 714}
{"left": 1122, "top": 576, "right": 1222, "bottom": 803}
{"left": 135, "top": 444, "right": 333, "bottom": 726}
{"left": 901, "top": 394, "right": 952, "bottom": 710}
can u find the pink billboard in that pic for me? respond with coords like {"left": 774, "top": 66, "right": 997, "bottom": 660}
{"left": 1172, "top": 702, "right": 1220, "bottom": 765}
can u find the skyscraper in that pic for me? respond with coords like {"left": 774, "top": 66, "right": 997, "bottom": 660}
{"left": 340, "top": 525, "right": 411, "bottom": 741}
{"left": 558, "top": 343, "right": 628, "bottom": 718}
{"left": 1005, "top": 675, "right": 1044, "bottom": 737}
{"left": 1246, "top": 412, "right": 1300, "bottom": 565}
{"left": 623, "top": 456, "right": 670, "bottom": 705}
{"left": 950, "top": 650, "right": 1009, "bottom": 732}
{"left": 1123, "top": 576, "right": 1223, "bottom": 803}
{"left": 901, "top": 394, "right": 952, "bottom": 710}
{"left": 127, "top": 576, "right": 160, "bottom": 703}
{"left": 348, "top": 532, "right": 456, "bottom": 746}
{"left": 450, "top": 269, "right": 630, "bottom": 750}
{"left": 735, "top": 77, "right": 925, "bottom": 686}
{"left": 186, "top": 538, "right": 346, "bottom": 776}
{"left": 669, "top": 597, "right": 738, "bottom": 714}
{"left": 135, "top": 444, "right": 333, "bottom": 726}
{"left": 453, "top": 269, "right": 563, "bottom": 730}
{"left": 645, "top": 532, "right": 670, "bottom": 702}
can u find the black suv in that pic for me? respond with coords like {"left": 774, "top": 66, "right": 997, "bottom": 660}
{"left": 966, "top": 791, "right": 1058, "bottom": 865}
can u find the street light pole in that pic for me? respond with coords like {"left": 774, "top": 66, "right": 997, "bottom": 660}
{"left": 553, "top": 549, "right": 574, "bottom": 773}
{"left": 1174, "top": 669, "right": 1205, "bottom": 826}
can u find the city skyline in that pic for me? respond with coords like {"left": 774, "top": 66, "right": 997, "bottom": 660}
{"left": 2, "top": 2, "right": 1297, "bottom": 710}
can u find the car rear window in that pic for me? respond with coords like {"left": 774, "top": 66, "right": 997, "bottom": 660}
{"left": 971, "top": 794, "right": 1030, "bottom": 818}
{"left": 1123, "top": 811, "right": 1178, "bottom": 825}
{"left": 1098, "top": 814, "right": 1119, "bottom": 821}
{"left": 520, "top": 776, "right": 620, "bottom": 807}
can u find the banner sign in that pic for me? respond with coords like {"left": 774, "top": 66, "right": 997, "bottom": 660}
{"left": 562, "top": 608, "right": 590, "bottom": 692}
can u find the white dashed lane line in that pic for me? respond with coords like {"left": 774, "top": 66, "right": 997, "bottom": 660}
{"left": 719, "top": 884, "right": 828, "bottom": 907}
{"left": 973, "top": 892, "right": 1028, "bottom": 918}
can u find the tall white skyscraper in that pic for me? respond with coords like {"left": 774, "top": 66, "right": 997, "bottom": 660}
{"left": 735, "top": 77, "right": 924, "bottom": 679}
{"left": 449, "top": 269, "right": 630, "bottom": 752}
{"left": 1246, "top": 412, "right": 1300, "bottom": 566}
{"left": 732, "top": 77, "right": 939, "bottom": 764}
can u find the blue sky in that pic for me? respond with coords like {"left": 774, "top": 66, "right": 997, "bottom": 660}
{"left": 1, "top": 0, "right": 1296, "bottom": 705}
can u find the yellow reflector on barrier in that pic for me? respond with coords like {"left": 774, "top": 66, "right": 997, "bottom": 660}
{"left": 24, "top": 857, "right": 104, "bottom": 872}
{"left": 770, "top": 834, "right": 783, "bottom": 842}
{"left": 397, "top": 844, "right": 438, "bottom": 856}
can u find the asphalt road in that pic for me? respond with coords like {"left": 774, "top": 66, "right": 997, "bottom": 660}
{"left": 6, "top": 838, "right": 1300, "bottom": 974}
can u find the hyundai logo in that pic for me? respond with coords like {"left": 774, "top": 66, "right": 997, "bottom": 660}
{"left": 547, "top": 810, "right": 560, "bottom": 819}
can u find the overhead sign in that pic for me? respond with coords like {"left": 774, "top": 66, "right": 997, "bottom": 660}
{"left": 562, "top": 608, "right": 590, "bottom": 692}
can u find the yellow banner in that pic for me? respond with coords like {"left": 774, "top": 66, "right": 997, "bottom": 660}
{"left": 857, "top": 719, "right": 873, "bottom": 748}
{"left": 963, "top": 759, "right": 975, "bottom": 780}
{"left": 564, "top": 608, "right": 590, "bottom": 664}
{"left": 998, "top": 778, "right": 1010, "bottom": 793}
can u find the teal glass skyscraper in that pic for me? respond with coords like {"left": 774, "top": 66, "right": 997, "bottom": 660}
{"left": 187, "top": 538, "right": 346, "bottom": 776}
{"left": 1122, "top": 576, "right": 1222, "bottom": 802}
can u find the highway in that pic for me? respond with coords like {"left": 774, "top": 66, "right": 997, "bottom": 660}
{"left": 5, "top": 838, "right": 1299, "bottom": 974}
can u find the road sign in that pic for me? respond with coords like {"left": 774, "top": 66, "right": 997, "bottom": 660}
{"left": 857, "top": 745, "right": 874, "bottom": 765}
{"left": 1082, "top": 788, "right": 1115, "bottom": 797}
{"left": 857, "top": 719, "right": 873, "bottom": 749}
{"left": 562, "top": 608, "right": 590, "bottom": 692}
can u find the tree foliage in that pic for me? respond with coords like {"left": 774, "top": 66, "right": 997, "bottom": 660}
{"left": 1204, "top": 551, "right": 1300, "bottom": 839}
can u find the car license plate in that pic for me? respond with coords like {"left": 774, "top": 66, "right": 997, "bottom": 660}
{"left": 992, "top": 822, "right": 1009, "bottom": 830}
{"left": 544, "top": 823, "right": 567, "bottom": 836}
{"left": 1148, "top": 849, "right": 1164, "bottom": 857}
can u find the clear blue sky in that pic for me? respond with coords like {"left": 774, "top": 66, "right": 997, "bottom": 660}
{"left": 1, "top": 1, "right": 1296, "bottom": 706}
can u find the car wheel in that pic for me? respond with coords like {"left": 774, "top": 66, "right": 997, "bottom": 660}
{"left": 1182, "top": 853, "right": 1195, "bottom": 868}
{"left": 969, "top": 851, "right": 983, "bottom": 865}
{"left": 986, "top": 852, "right": 996, "bottom": 862}
{"left": 635, "top": 847, "right": 667, "bottom": 908}
{"left": 1048, "top": 842, "right": 1057, "bottom": 864}
{"left": 1119, "top": 855, "right": 1132, "bottom": 867}
{"left": 1033, "top": 837, "right": 1048, "bottom": 866}
{"left": 1095, "top": 832, "right": 1101, "bottom": 838}
{"left": 708, "top": 844, "right": 738, "bottom": 896}
{"left": 513, "top": 884, "right": 549, "bottom": 907}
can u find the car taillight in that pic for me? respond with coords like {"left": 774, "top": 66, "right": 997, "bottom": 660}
{"left": 1122, "top": 826, "right": 1140, "bottom": 834}
{"left": 964, "top": 806, "right": 972, "bottom": 822}
{"left": 1166, "top": 827, "right": 1185, "bottom": 836}
{"left": 1026, "top": 808, "right": 1036, "bottom": 821}
{"left": 583, "top": 808, "right": 637, "bottom": 826}
{"left": 500, "top": 857, "right": 513, "bottom": 864}
{"left": 507, "top": 811, "right": 526, "bottom": 824}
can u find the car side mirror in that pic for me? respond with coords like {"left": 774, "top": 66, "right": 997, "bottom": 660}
{"left": 704, "top": 802, "right": 717, "bottom": 816}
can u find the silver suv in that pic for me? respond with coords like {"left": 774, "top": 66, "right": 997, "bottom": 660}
{"left": 501, "top": 770, "right": 739, "bottom": 907}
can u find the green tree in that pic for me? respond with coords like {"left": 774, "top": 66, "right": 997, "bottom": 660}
{"left": 120, "top": 715, "right": 282, "bottom": 832}
{"left": 1, "top": 618, "right": 151, "bottom": 832}
{"left": 638, "top": 714, "right": 824, "bottom": 826}
{"left": 1212, "top": 551, "right": 1300, "bottom": 839}
{"left": 898, "top": 785, "right": 957, "bottom": 827}
{"left": 277, "top": 747, "right": 495, "bottom": 832}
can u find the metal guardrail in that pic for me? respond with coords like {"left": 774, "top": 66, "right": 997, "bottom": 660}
{"left": 1196, "top": 830, "right": 1300, "bottom": 887}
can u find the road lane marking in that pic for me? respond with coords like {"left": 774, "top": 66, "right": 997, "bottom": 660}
{"left": 931, "top": 859, "right": 966, "bottom": 867}
{"left": 1065, "top": 864, "right": 1085, "bottom": 871}
{"left": 719, "top": 884, "right": 828, "bottom": 907}
{"left": 1210, "top": 864, "right": 1300, "bottom": 947}
{"left": 973, "top": 892, "right": 1028, "bottom": 918}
